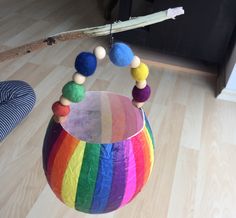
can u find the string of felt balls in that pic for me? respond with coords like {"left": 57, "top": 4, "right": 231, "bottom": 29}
{"left": 52, "top": 42, "right": 151, "bottom": 123}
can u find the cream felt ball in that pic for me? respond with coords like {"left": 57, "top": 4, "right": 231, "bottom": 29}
{"left": 73, "top": 73, "right": 86, "bottom": 84}
{"left": 131, "top": 56, "right": 141, "bottom": 68}
{"left": 132, "top": 100, "right": 145, "bottom": 108}
{"left": 93, "top": 46, "right": 106, "bottom": 60}
{"left": 60, "top": 96, "right": 71, "bottom": 106}
{"left": 136, "top": 80, "right": 147, "bottom": 89}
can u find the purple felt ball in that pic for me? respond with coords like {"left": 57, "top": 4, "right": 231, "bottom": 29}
{"left": 132, "top": 85, "right": 151, "bottom": 102}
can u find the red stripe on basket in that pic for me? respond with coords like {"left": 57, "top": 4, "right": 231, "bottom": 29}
{"left": 131, "top": 131, "right": 145, "bottom": 197}
{"left": 47, "top": 131, "right": 78, "bottom": 200}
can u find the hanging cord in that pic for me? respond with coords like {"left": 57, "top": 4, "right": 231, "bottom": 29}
{"left": 109, "top": 22, "right": 114, "bottom": 48}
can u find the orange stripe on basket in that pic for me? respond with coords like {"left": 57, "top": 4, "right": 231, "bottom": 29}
{"left": 144, "top": 127, "right": 154, "bottom": 179}
{"left": 49, "top": 133, "right": 78, "bottom": 200}
{"left": 108, "top": 94, "right": 126, "bottom": 142}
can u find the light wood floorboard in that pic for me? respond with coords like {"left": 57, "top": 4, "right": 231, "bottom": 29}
{"left": 0, "top": 0, "right": 236, "bottom": 218}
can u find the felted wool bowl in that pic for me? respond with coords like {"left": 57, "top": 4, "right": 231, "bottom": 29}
{"left": 43, "top": 91, "right": 155, "bottom": 214}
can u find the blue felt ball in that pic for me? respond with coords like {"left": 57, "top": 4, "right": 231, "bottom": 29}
{"left": 74, "top": 52, "right": 97, "bottom": 77}
{"left": 109, "top": 42, "right": 134, "bottom": 67}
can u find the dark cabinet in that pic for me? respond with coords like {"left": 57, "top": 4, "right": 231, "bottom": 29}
{"left": 115, "top": 0, "right": 236, "bottom": 64}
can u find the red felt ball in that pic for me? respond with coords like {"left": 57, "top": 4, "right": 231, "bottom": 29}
{"left": 52, "top": 101, "right": 70, "bottom": 116}
{"left": 132, "top": 85, "right": 151, "bottom": 102}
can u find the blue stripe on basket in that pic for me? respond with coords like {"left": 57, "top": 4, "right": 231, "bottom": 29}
{"left": 90, "top": 143, "right": 113, "bottom": 213}
{"left": 104, "top": 141, "right": 126, "bottom": 213}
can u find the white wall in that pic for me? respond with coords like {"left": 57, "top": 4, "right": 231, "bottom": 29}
{"left": 225, "top": 43, "right": 236, "bottom": 90}
{"left": 226, "top": 64, "right": 236, "bottom": 90}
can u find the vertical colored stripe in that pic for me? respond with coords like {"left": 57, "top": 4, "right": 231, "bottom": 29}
{"left": 122, "top": 97, "right": 137, "bottom": 139}
{"left": 46, "top": 130, "right": 67, "bottom": 182}
{"left": 90, "top": 143, "right": 114, "bottom": 213}
{"left": 135, "top": 108, "right": 143, "bottom": 132}
{"left": 75, "top": 143, "right": 101, "bottom": 212}
{"left": 120, "top": 139, "right": 137, "bottom": 206}
{"left": 144, "top": 114, "right": 155, "bottom": 148}
{"left": 108, "top": 93, "right": 126, "bottom": 142}
{"left": 105, "top": 142, "right": 127, "bottom": 212}
{"left": 144, "top": 127, "right": 155, "bottom": 177}
{"left": 140, "top": 130, "right": 151, "bottom": 186}
{"left": 131, "top": 131, "right": 145, "bottom": 198}
{"left": 61, "top": 141, "right": 86, "bottom": 207}
{"left": 43, "top": 119, "right": 63, "bottom": 172}
{"left": 100, "top": 93, "right": 112, "bottom": 143}
{"left": 49, "top": 134, "right": 78, "bottom": 200}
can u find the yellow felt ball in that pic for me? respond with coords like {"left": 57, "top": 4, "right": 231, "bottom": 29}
{"left": 131, "top": 63, "right": 149, "bottom": 82}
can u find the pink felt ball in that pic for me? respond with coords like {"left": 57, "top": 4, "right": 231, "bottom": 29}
{"left": 132, "top": 85, "right": 151, "bottom": 102}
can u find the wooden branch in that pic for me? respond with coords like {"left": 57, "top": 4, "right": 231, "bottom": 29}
{"left": 0, "top": 7, "right": 184, "bottom": 62}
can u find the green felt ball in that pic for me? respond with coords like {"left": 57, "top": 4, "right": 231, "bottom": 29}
{"left": 62, "top": 81, "right": 85, "bottom": 103}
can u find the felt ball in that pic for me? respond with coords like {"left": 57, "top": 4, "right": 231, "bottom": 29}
{"left": 62, "top": 81, "right": 85, "bottom": 103}
{"left": 52, "top": 101, "right": 70, "bottom": 116}
{"left": 74, "top": 52, "right": 97, "bottom": 77}
{"left": 60, "top": 96, "right": 71, "bottom": 106}
{"left": 109, "top": 42, "right": 134, "bottom": 67}
{"left": 93, "top": 46, "right": 106, "bottom": 60}
{"left": 131, "top": 56, "right": 141, "bottom": 68}
{"left": 131, "top": 63, "right": 149, "bottom": 82}
{"left": 132, "top": 100, "right": 145, "bottom": 108}
{"left": 136, "top": 80, "right": 147, "bottom": 89}
{"left": 73, "top": 73, "right": 86, "bottom": 84}
{"left": 132, "top": 84, "right": 151, "bottom": 102}
{"left": 53, "top": 115, "right": 67, "bottom": 123}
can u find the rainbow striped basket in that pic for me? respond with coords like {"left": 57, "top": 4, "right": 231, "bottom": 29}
{"left": 42, "top": 91, "right": 155, "bottom": 214}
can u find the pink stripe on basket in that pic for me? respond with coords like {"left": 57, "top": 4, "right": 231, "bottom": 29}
{"left": 120, "top": 139, "right": 136, "bottom": 206}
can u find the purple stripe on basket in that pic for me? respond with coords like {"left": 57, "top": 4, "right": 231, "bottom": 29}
{"left": 42, "top": 118, "right": 63, "bottom": 172}
{"left": 104, "top": 141, "right": 127, "bottom": 212}
{"left": 120, "top": 139, "right": 136, "bottom": 206}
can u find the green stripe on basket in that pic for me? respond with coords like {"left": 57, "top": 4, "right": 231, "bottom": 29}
{"left": 145, "top": 116, "right": 155, "bottom": 149}
{"left": 75, "top": 143, "right": 101, "bottom": 212}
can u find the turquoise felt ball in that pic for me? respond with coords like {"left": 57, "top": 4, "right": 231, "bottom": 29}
{"left": 109, "top": 42, "right": 134, "bottom": 67}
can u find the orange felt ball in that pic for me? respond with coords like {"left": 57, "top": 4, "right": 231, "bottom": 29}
{"left": 52, "top": 101, "right": 70, "bottom": 116}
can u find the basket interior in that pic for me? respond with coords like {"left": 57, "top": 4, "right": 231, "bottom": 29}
{"left": 61, "top": 91, "right": 144, "bottom": 143}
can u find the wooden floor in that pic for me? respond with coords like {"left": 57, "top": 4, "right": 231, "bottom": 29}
{"left": 1, "top": 0, "right": 236, "bottom": 217}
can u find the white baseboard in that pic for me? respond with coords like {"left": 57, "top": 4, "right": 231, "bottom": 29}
{"left": 217, "top": 88, "right": 236, "bottom": 103}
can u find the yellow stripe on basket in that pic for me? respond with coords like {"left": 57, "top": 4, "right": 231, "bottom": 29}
{"left": 61, "top": 140, "right": 86, "bottom": 207}
{"left": 144, "top": 127, "right": 154, "bottom": 178}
